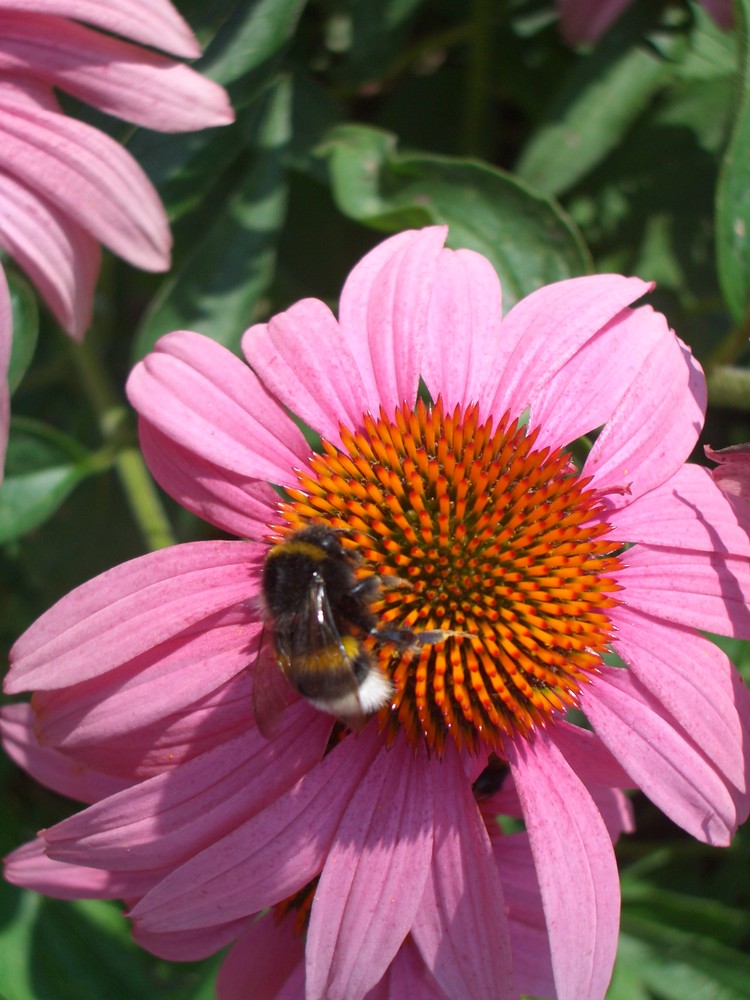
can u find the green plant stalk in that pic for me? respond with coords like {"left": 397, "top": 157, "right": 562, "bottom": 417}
{"left": 705, "top": 304, "right": 750, "bottom": 371}
{"left": 66, "top": 337, "right": 176, "bottom": 551}
{"left": 707, "top": 363, "right": 750, "bottom": 411}
{"left": 461, "top": 0, "right": 498, "bottom": 158}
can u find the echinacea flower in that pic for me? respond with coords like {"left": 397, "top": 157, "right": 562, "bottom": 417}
{"left": 557, "top": 0, "right": 733, "bottom": 44}
{"left": 5, "top": 226, "right": 750, "bottom": 1000}
{"left": 0, "top": 0, "right": 234, "bottom": 479}
{"left": 2, "top": 697, "right": 633, "bottom": 1000}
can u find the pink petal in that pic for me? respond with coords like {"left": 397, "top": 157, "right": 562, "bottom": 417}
{"left": 44, "top": 702, "right": 331, "bottom": 872}
{"left": 612, "top": 463, "right": 750, "bottom": 553}
{"left": 706, "top": 443, "right": 750, "bottom": 504}
{"left": 411, "top": 743, "right": 516, "bottom": 1000}
{"left": 520, "top": 725, "right": 636, "bottom": 841}
{"left": 244, "top": 234, "right": 456, "bottom": 444}
{"left": 127, "top": 331, "right": 309, "bottom": 485}
{"left": 584, "top": 334, "right": 706, "bottom": 507}
{"left": 508, "top": 733, "right": 620, "bottom": 1000}
{"left": 488, "top": 274, "right": 652, "bottom": 430}
{"left": 367, "top": 938, "right": 451, "bottom": 1000}
{"left": 139, "top": 421, "right": 277, "bottom": 541}
{"left": 31, "top": 610, "right": 260, "bottom": 748}
{"left": 0, "top": 264, "right": 9, "bottom": 482}
{"left": 617, "top": 543, "right": 750, "bottom": 640}
{"left": 7, "top": 539, "right": 263, "bottom": 692}
{"left": 216, "top": 913, "right": 305, "bottom": 1000}
{"left": 338, "top": 226, "right": 449, "bottom": 414}
{"left": 492, "top": 832, "right": 555, "bottom": 1000}
{"left": 243, "top": 298, "right": 375, "bottom": 448}
{"left": 528, "top": 304, "right": 667, "bottom": 456}
{"left": 0, "top": 0, "right": 202, "bottom": 58}
{"left": 585, "top": 785, "right": 636, "bottom": 843}
{"left": 417, "top": 247, "right": 504, "bottom": 412}
{"left": 582, "top": 667, "right": 743, "bottom": 845}
{"left": 129, "top": 726, "right": 384, "bottom": 933}
{"left": 306, "top": 737, "right": 434, "bottom": 1000}
{"left": 276, "top": 965, "right": 308, "bottom": 1000}
{"left": 556, "top": 0, "right": 630, "bottom": 43}
{"left": 1, "top": 703, "right": 132, "bottom": 803}
{"left": 610, "top": 605, "right": 750, "bottom": 797}
{"left": 0, "top": 74, "right": 58, "bottom": 111}
{"left": 550, "top": 720, "right": 634, "bottom": 788}
{"left": 0, "top": 168, "right": 99, "bottom": 337}
{"left": 0, "top": 87, "right": 170, "bottom": 270}
{"left": 62, "top": 672, "right": 257, "bottom": 781}
{"left": 0, "top": 13, "right": 232, "bottom": 131}
{"left": 133, "top": 918, "right": 251, "bottom": 962}
{"left": 5, "top": 838, "right": 155, "bottom": 900}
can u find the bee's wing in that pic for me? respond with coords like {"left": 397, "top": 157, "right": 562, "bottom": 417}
{"left": 292, "top": 575, "right": 364, "bottom": 708}
{"left": 251, "top": 629, "right": 299, "bottom": 740}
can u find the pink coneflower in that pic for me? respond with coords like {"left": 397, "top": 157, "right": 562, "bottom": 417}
{"left": 0, "top": 0, "right": 233, "bottom": 479}
{"left": 558, "top": 0, "right": 733, "bottom": 44}
{"left": 2, "top": 700, "right": 633, "bottom": 1000}
{"left": 5, "top": 226, "right": 750, "bottom": 999}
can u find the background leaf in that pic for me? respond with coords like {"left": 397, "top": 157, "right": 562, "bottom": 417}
{"left": 0, "top": 420, "right": 98, "bottom": 544}
{"left": 0, "top": 893, "right": 219, "bottom": 1000}
{"left": 516, "top": 2, "right": 689, "bottom": 198}
{"left": 320, "top": 124, "right": 590, "bottom": 307}
{"left": 6, "top": 273, "right": 39, "bottom": 396}
{"left": 716, "top": 0, "right": 750, "bottom": 322}
{"left": 134, "top": 75, "right": 293, "bottom": 357}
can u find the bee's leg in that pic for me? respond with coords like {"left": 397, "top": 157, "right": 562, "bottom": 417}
{"left": 372, "top": 624, "right": 476, "bottom": 648}
{"left": 374, "top": 625, "right": 418, "bottom": 646}
{"left": 378, "top": 574, "right": 410, "bottom": 590}
{"left": 414, "top": 628, "right": 475, "bottom": 644}
{"left": 349, "top": 576, "right": 381, "bottom": 600}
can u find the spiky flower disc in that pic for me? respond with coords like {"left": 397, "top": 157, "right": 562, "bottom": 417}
{"left": 276, "top": 396, "right": 623, "bottom": 753}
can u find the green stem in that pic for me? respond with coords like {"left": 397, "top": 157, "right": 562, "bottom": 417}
{"left": 66, "top": 338, "right": 176, "bottom": 551}
{"left": 461, "top": 0, "right": 498, "bottom": 157}
{"left": 705, "top": 306, "right": 750, "bottom": 371}
{"left": 707, "top": 364, "right": 750, "bottom": 412}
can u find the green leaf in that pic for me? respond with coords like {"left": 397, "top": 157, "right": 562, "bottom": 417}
{"left": 616, "top": 921, "right": 750, "bottom": 1000}
{"left": 313, "top": 0, "right": 428, "bottom": 86}
{"left": 129, "top": 0, "right": 307, "bottom": 216}
{"left": 678, "top": 3, "right": 738, "bottom": 81}
{"left": 130, "top": 125, "right": 249, "bottom": 222}
{"left": 716, "top": 0, "right": 750, "bottom": 322}
{"left": 319, "top": 124, "right": 590, "bottom": 309}
{"left": 611, "top": 871, "right": 750, "bottom": 1000}
{"left": 5, "top": 271, "right": 39, "bottom": 396}
{"left": 0, "top": 890, "right": 219, "bottom": 1000}
{"left": 0, "top": 419, "right": 97, "bottom": 543}
{"left": 516, "top": 2, "right": 689, "bottom": 198}
{"left": 621, "top": 878, "right": 749, "bottom": 946}
{"left": 134, "top": 75, "right": 292, "bottom": 358}
{"left": 201, "top": 0, "right": 309, "bottom": 88}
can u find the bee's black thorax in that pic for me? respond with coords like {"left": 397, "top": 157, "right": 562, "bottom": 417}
{"left": 263, "top": 526, "right": 376, "bottom": 636}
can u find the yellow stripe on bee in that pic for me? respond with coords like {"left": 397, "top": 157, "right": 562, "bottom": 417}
{"left": 267, "top": 540, "right": 329, "bottom": 562}
{"left": 295, "top": 641, "right": 359, "bottom": 673}
{"left": 341, "top": 635, "right": 360, "bottom": 658}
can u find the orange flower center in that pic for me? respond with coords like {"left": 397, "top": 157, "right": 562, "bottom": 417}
{"left": 273, "top": 397, "right": 622, "bottom": 753}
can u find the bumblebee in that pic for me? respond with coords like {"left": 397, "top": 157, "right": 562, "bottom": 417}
{"left": 253, "top": 525, "right": 412, "bottom": 735}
